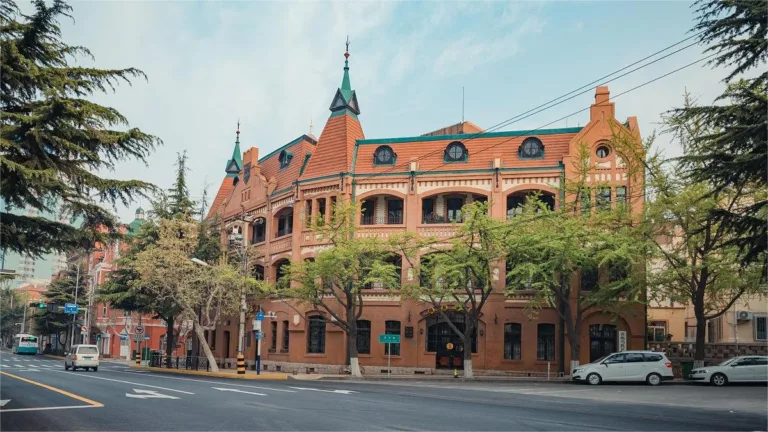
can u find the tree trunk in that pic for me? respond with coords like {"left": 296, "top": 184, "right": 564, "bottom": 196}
{"left": 165, "top": 315, "right": 175, "bottom": 368}
{"left": 192, "top": 321, "right": 219, "bottom": 373}
{"left": 694, "top": 306, "right": 706, "bottom": 368}
{"left": 569, "top": 326, "right": 581, "bottom": 371}
{"left": 346, "top": 320, "right": 362, "bottom": 377}
{"left": 463, "top": 328, "right": 474, "bottom": 379}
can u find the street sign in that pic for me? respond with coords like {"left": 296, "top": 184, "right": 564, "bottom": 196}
{"left": 144, "top": 334, "right": 150, "bottom": 340}
{"left": 253, "top": 331, "right": 264, "bottom": 341}
{"left": 256, "top": 311, "right": 265, "bottom": 321}
{"left": 120, "top": 335, "right": 127, "bottom": 341}
{"left": 80, "top": 325, "right": 87, "bottom": 332}
{"left": 618, "top": 331, "right": 627, "bottom": 352}
{"left": 378, "top": 334, "right": 401, "bottom": 344}
{"left": 64, "top": 303, "right": 78, "bottom": 315}
{"left": 134, "top": 325, "right": 145, "bottom": 335}
{"left": 132, "top": 334, "right": 143, "bottom": 342}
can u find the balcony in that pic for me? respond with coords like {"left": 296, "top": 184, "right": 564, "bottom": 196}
{"left": 360, "top": 214, "right": 403, "bottom": 225}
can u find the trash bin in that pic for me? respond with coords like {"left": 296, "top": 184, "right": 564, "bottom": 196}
{"left": 681, "top": 362, "right": 693, "bottom": 380}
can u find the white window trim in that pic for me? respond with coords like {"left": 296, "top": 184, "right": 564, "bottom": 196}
{"left": 754, "top": 315, "right": 767, "bottom": 341}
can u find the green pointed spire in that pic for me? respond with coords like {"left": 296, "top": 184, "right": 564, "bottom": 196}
{"left": 329, "top": 38, "right": 360, "bottom": 117}
{"left": 225, "top": 122, "right": 243, "bottom": 178}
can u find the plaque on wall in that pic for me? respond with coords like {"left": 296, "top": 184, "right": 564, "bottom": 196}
{"left": 404, "top": 326, "right": 414, "bottom": 338}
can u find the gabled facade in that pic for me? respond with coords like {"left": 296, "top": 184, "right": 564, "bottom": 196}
{"left": 205, "top": 48, "right": 645, "bottom": 374}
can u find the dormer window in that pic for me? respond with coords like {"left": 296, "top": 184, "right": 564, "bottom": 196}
{"left": 519, "top": 137, "right": 544, "bottom": 159}
{"left": 444, "top": 141, "right": 467, "bottom": 163}
{"left": 373, "top": 146, "right": 396, "bottom": 166}
{"left": 279, "top": 150, "right": 293, "bottom": 169}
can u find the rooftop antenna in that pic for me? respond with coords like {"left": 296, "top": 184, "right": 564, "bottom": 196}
{"left": 461, "top": 86, "right": 465, "bottom": 124}
{"left": 309, "top": 118, "right": 314, "bottom": 136}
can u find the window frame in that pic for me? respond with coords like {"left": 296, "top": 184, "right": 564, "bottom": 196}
{"left": 384, "top": 320, "right": 401, "bottom": 356}
{"left": 755, "top": 315, "right": 767, "bottom": 341}
{"left": 307, "top": 316, "right": 326, "bottom": 354}
{"left": 373, "top": 145, "right": 396, "bottom": 166}
{"left": 519, "top": 137, "right": 545, "bottom": 159}
{"left": 595, "top": 145, "right": 611, "bottom": 159}
{"left": 443, "top": 141, "right": 468, "bottom": 163}
{"left": 282, "top": 320, "right": 290, "bottom": 352}
{"left": 537, "top": 323, "right": 556, "bottom": 361}
{"left": 279, "top": 150, "right": 293, "bottom": 169}
{"left": 270, "top": 321, "right": 277, "bottom": 351}
{"left": 503, "top": 323, "right": 522, "bottom": 360}
{"left": 356, "top": 320, "right": 371, "bottom": 355}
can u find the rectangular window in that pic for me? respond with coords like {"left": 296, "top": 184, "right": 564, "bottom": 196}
{"left": 270, "top": 321, "right": 277, "bottom": 351}
{"left": 277, "top": 212, "right": 293, "bottom": 237}
{"left": 384, "top": 321, "right": 401, "bottom": 356}
{"left": 305, "top": 200, "right": 313, "bottom": 227}
{"left": 616, "top": 186, "right": 627, "bottom": 207}
{"left": 504, "top": 323, "right": 522, "bottom": 360}
{"left": 356, "top": 320, "right": 371, "bottom": 355}
{"left": 282, "top": 320, "right": 290, "bottom": 352}
{"left": 596, "top": 187, "right": 611, "bottom": 211}
{"left": 446, "top": 197, "right": 464, "bottom": 222}
{"left": 755, "top": 316, "right": 767, "bottom": 341}
{"left": 537, "top": 323, "right": 555, "bottom": 361}
{"left": 580, "top": 188, "right": 591, "bottom": 215}
{"left": 580, "top": 265, "right": 598, "bottom": 292}
{"left": 707, "top": 317, "right": 722, "bottom": 343}
{"left": 317, "top": 199, "right": 326, "bottom": 225}
{"left": 361, "top": 200, "right": 375, "bottom": 225}
{"left": 102, "top": 304, "right": 107, "bottom": 317}
{"left": 387, "top": 199, "right": 403, "bottom": 224}
{"left": 252, "top": 220, "right": 266, "bottom": 244}
{"left": 330, "top": 196, "right": 338, "bottom": 221}
{"left": 307, "top": 316, "right": 325, "bottom": 354}
{"left": 422, "top": 198, "right": 435, "bottom": 223}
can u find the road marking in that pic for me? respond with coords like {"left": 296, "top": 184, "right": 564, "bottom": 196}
{"left": 0, "top": 405, "right": 102, "bottom": 413}
{"left": 289, "top": 386, "right": 357, "bottom": 394}
{"left": 212, "top": 387, "right": 266, "bottom": 396}
{"left": 113, "top": 370, "right": 296, "bottom": 392}
{"left": 0, "top": 371, "right": 102, "bottom": 406}
{"left": 50, "top": 370, "right": 194, "bottom": 394}
{"left": 0, "top": 400, "right": 9, "bottom": 407}
{"left": 125, "top": 389, "right": 179, "bottom": 400}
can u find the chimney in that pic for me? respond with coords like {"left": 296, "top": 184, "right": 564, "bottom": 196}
{"left": 242, "top": 147, "right": 261, "bottom": 177}
{"left": 590, "top": 86, "right": 615, "bottom": 122}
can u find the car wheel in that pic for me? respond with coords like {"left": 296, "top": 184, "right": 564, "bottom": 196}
{"left": 71, "top": 366, "right": 77, "bottom": 371}
{"left": 646, "top": 373, "right": 662, "bottom": 386}
{"left": 93, "top": 367, "right": 98, "bottom": 372}
{"left": 587, "top": 373, "right": 602, "bottom": 385}
{"left": 710, "top": 373, "right": 728, "bottom": 387}
{"left": 64, "top": 363, "right": 69, "bottom": 371}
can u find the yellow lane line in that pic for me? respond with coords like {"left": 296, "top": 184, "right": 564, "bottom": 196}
{"left": 0, "top": 371, "right": 102, "bottom": 407}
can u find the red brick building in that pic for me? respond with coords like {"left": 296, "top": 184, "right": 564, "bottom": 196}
{"left": 206, "top": 47, "right": 645, "bottom": 374}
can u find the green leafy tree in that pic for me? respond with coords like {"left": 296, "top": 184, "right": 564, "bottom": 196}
{"left": 33, "top": 262, "right": 87, "bottom": 352}
{"left": 647, "top": 94, "right": 767, "bottom": 365}
{"left": 676, "top": 0, "right": 767, "bottom": 270}
{"left": 280, "top": 203, "right": 401, "bottom": 377}
{"left": 400, "top": 201, "right": 506, "bottom": 379}
{"left": 0, "top": 0, "right": 160, "bottom": 257}
{"left": 0, "top": 286, "right": 24, "bottom": 347}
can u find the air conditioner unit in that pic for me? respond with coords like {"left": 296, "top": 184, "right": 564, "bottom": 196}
{"left": 737, "top": 311, "right": 752, "bottom": 321}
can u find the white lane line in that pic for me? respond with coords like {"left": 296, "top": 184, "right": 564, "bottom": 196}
{"left": 212, "top": 387, "right": 266, "bottom": 396}
{"left": 49, "top": 370, "right": 194, "bottom": 395}
{"left": 0, "top": 405, "right": 103, "bottom": 413}
{"left": 112, "top": 370, "right": 296, "bottom": 393}
{"left": 289, "top": 386, "right": 357, "bottom": 394}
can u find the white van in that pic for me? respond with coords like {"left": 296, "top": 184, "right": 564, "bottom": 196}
{"left": 572, "top": 351, "right": 674, "bottom": 385}
{"left": 65, "top": 344, "right": 100, "bottom": 371}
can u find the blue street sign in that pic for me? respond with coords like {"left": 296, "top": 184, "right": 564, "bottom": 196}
{"left": 253, "top": 331, "right": 264, "bottom": 340}
{"left": 256, "top": 311, "right": 265, "bottom": 321}
{"left": 144, "top": 334, "right": 150, "bottom": 340}
{"left": 120, "top": 335, "right": 127, "bottom": 341}
{"left": 64, "top": 303, "right": 78, "bottom": 315}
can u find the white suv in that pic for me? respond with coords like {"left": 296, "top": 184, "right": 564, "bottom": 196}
{"left": 65, "top": 344, "right": 100, "bottom": 372}
{"left": 572, "top": 351, "right": 674, "bottom": 386}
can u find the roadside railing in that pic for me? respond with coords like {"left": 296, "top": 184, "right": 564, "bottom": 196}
{"left": 148, "top": 353, "right": 212, "bottom": 371}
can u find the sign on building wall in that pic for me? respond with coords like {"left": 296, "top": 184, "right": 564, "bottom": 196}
{"left": 618, "top": 331, "right": 627, "bottom": 352}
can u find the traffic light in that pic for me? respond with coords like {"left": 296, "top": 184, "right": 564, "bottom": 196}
{"left": 38, "top": 302, "right": 46, "bottom": 309}
{"left": 29, "top": 301, "right": 46, "bottom": 309}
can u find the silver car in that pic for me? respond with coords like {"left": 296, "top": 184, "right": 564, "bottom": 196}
{"left": 64, "top": 344, "right": 100, "bottom": 372}
{"left": 689, "top": 356, "right": 768, "bottom": 386}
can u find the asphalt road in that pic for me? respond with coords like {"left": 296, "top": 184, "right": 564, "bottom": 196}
{"left": 1, "top": 354, "right": 766, "bottom": 431}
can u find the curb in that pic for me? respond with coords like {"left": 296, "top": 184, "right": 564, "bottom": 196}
{"left": 314, "top": 376, "right": 698, "bottom": 385}
{"left": 130, "top": 364, "right": 289, "bottom": 380}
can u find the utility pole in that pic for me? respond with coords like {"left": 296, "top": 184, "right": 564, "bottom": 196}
{"left": 20, "top": 301, "right": 27, "bottom": 334}
{"left": 235, "top": 216, "right": 248, "bottom": 375}
{"left": 69, "top": 261, "right": 81, "bottom": 350}
{"left": 84, "top": 267, "right": 96, "bottom": 344}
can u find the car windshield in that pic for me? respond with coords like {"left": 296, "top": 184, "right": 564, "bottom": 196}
{"left": 718, "top": 358, "right": 735, "bottom": 366}
{"left": 78, "top": 346, "right": 98, "bottom": 354}
{"left": 593, "top": 355, "right": 610, "bottom": 363}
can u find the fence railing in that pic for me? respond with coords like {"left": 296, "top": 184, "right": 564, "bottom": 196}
{"left": 148, "top": 353, "right": 212, "bottom": 371}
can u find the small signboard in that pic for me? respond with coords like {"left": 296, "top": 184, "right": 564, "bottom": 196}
{"left": 256, "top": 311, "right": 265, "bottom": 321}
{"left": 378, "top": 334, "right": 401, "bottom": 344}
{"left": 64, "top": 303, "right": 78, "bottom": 315}
{"left": 134, "top": 325, "right": 145, "bottom": 335}
{"left": 254, "top": 331, "right": 264, "bottom": 341}
{"left": 144, "top": 334, "right": 150, "bottom": 340}
{"left": 120, "top": 335, "right": 128, "bottom": 341}
{"left": 132, "top": 334, "right": 143, "bottom": 342}
{"left": 618, "top": 331, "right": 627, "bottom": 352}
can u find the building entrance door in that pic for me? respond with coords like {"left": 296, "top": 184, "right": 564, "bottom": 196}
{"left": 589, "top": 324, "right": 617, "bottom": 362}
{"left": 119, "top": 334, "right": 129, "bottom": 358}
{"left": 426, "top": 312, "right": 476, "bottom": 369}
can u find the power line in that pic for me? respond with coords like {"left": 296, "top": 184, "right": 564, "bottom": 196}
{"left": 353, "top": 32, "right": 704, "bottom": 184}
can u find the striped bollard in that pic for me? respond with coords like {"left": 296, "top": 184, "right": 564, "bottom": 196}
{"left": 236, "top": 353, "right": 246, "bottom": 375}
{"left": 136, "top": 352, "right": 141, "bottom": 366}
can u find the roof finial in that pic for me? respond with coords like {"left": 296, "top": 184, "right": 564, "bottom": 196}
{"left": 309, "top": 118, "right": 314, "bottom": 135}
{"left": 236, "top": 119, "right": 241, "bottom": 142}
{"left": 345, "top": 35, "right": 350, "bottom": 59}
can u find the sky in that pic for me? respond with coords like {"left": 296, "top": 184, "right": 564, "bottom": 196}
{"left": 19, "top": 0, "right": 729, "bottom": 223}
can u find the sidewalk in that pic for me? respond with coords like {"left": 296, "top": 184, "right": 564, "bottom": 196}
{"left": 130, "top": 364, "right": 291, "bottom": 380}
{"left": 318, "top": 374, "right": 575, "bottom": 384}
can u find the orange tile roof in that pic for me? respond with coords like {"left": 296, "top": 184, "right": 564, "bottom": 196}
{"left": 353, "top": 127, "right": 581, "bottom": 175}
{"left": 301, "top": 113, "right": 365, "bottom": 180}
{"left": 206, "top": 177, "right": 235, "bottom": 219}
{"left": 421, "top": 121, "right": 484, "bottom": 137}
{"left": 259, "top": 136, "right": 316, "bottom": 194}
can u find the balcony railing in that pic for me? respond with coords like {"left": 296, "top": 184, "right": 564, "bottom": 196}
{"left": 360, "top": 214, "right": 404, "bottom": 225}
{"left": 422, "top": 214, "right": 462, "bottom": 224}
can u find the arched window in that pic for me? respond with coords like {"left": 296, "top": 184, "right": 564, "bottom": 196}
{"left": 519, "top": 137, "right": 544, "bottom": 159}
{"left": 279, "top": 150, "right": 293, "bottom": 169}
{"left": 373, "top": 146, "right": 396, "bottom": 166}
{"left": 251, "top": 217, "right": 266, "bottom": 244}
{"left": 504, "top": 323, "right": 522, "bottom": 360}
{"left": 444, "top": 141, "right": 467, "bottom": 163}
